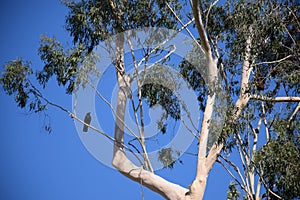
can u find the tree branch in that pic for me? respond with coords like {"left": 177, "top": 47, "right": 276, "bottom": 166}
{"left": 30, "top": 81, "right": 144, "bottom": 165}
{"left": 235, "top": 132, "right": 253, "bottom": 200}
{"left": 191, "top": 0, "right": 212, "bottom": 56}
{"left": 112, "top": 66, "right": 188, "bottom": 200}
{"left": 218, "top": 155, "right": 252, "bottom": 197}
{"left": 131, "top": 19, "right": 195, "bottom": 76}
{"left": 288, "top": 102, "right": 300, "bottom": 124}
{"left": 87, "top": 80, "right": 141, "bottom": 141}
{"left": 205, "top": 0, "right": 219, "bottom": 30}
{"left": 251, "top": 95, "right": 300, "bottom": 102}
{"left": 253, "top": 55, "right": 292, "bottom": 66}
{"left": 126, "top": 35, "right": 153, "bottom": 172}
{"left": 261, "top": 102, "right": 270, "bottom": 142}
{"left": 112, "top": 150, "right": 188, "bottom": 200}
{"left": 111, "top": 30, "right": 191, "bottom": 199}
{"left": 166, "top": 2, "right": 204, "bottom": 54}
{"left": 206, "top": 26, "right": 254, "bottom": 171}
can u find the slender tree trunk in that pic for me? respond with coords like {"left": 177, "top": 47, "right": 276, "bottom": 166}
{"left": 111, "top": 16, "right": 189, "bottom": 200}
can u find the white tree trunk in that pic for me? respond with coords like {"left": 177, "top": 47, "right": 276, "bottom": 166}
{"left": 112, "top": 72, "right": 189, "bottom": 200}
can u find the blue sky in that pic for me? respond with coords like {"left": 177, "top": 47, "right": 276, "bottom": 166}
{"left": 0, "top": 1, "right": 232, "bottom": 199}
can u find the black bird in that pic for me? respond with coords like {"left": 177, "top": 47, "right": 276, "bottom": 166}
{"left": 83, "top": 112, "right": 91, "bottom": 132}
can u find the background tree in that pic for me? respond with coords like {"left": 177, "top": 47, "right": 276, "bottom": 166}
{"left": 1, "top": 0, "right": 299, "bottom": 199}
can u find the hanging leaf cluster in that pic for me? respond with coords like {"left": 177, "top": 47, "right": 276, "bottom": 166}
{"left": 0, "top": 59, "right": 46, "bottom": 112}
{"left": 64, "top": 0, "right": 182, "bottom": 51}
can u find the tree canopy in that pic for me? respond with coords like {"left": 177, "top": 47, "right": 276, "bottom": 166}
{"left": 1, "top": 0, "right": 299, "bottom": 199}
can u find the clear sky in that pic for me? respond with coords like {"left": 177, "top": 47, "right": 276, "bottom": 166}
{"left": 0, "top": 1, "right": 232, "bottom": 199}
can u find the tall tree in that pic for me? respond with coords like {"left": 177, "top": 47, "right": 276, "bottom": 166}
{"left": 1, "top": 0, "right": 299, "bottom": 199}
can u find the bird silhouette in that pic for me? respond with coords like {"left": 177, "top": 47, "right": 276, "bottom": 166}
{"left": 83, "top": 112, "right": 91, "bottom": 132}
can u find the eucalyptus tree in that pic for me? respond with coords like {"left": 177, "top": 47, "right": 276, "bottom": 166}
{"left": 1, "top": 0, "right": 299, "bottom": 200}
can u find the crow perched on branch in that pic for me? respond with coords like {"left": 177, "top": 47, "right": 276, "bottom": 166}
{"left": 83, "top": 112, "right": 91, "bottom": 132}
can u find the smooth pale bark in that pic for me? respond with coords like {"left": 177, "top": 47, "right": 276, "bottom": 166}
{"left": 187, "top": 1, "right": 254, "bottom": 198}
{"left": 111, "top": 1, "right": 255, "bottom": 199}
{"left": 251, "top": 95, "right": 300, "bottom": 102}
{"left": 188, "top": 0, "right": 219, "bottom": 199}
{"left": 112, "top": 72, "right": 189, "bottom": 200}
{"left": 188, "top": 58, "right": 218, "bottom": 200}
{"left": 109, "top": 2, "right": 300, "bottom": 198}
{"left": 109, "top": 1, "right": 190, "bottom": 198}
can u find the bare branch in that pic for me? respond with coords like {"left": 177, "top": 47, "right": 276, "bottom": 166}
{"left": 87, "top": 80, "right": 141, "bottom": 141}
{"left": 207, "top": 27, "right": 253, "bottom": 170}
{"left": 239, "top": 29, "right": 253, "bottom": 101}
{"left": 205, "top": 0, "right": 219, "bottom": 30}
{"left": 249, "top": 119, "right": 261, "bottom": 197}
{"left": 251, "top": 95, "right": 300, "bottom": 102}
{"left": 187, "top": 3, "right": 220, "bottom": 195}
{"left": 133, "top": 19, "right": 195, "bottom": 74}
{"left": 235, "top": 133, "right": 253, "bottom": 199}
{"left": 204, "top": 28, "right": 255, "bottom": 200}
{"left": 261, "top": 102, "right": 270, "bottom": 142}
{"left": 166, "top": 2, "right": 205, "bottom": 54}
{"left": 218, "top": 155, "right": 252, "bottom": 197}
{"left": 112, "top": 150, "right": 188, "bottom": 199}
{"left": 254, "top": 55, "right": 292, "bottom": 66}
{"left": 126, "top": 34, "right": 153, "bottom": 172}
{"left": 145, "top": 45, "right": 176, "bottom": 70}
{"left": 219, "top": 155, "right": 247, "bottom": 188}
{"left": 256, "top": 180, "right": 261, "bottom": 200}
{"left": 181, "top": 118, "right": 199, "bottom": 139}
{"left": 197, "top": 95, "right": 216, "bottom": 159}
{"left": 30, "top": 81, "right": 144, "bottom": 165}
{"left": 288, "top": 102, "right": 300, "bottom": 124}
{"left": 191, "top": 0, "right": 212, "bottom": 55}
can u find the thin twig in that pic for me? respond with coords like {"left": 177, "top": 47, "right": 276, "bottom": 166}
{"left": 134, "top": 18, "right": 195, "bottom": 73}
{"left": 235, "top": 132, "right": 253, "bottom": 199}
{"left": 87, "top": 80, "right": 141, "bottom": 141}
{"left": 126, "top": 33, "right": 154, "bottom": 172}
{"left": 29, "top": 81, "right": 144, "bottom": 165}
{"left": 219, "top": 154, "right": 247, "bottom": 189}
{"left": 144, "top": 45, "right": 176, "bottom": 71}
{"left": 205, "top": 0, "right": 219, "bottom": 30}
{"left": 288, "top": 102, "right": 300, "bottom": 124}
{"left": 181, "top": 119, "right": 199, "bottom": 139}
{"left": 217, "top": 157, "right": 252, "bottom": 198}
{"left": 166, "top": 2, "right": 204, "bottom": 54}
{"left": 254, "top": 55, "right": 292, "bottom": 66}
{"left": 261, "top": 102, "right": 270, "bottom": 142}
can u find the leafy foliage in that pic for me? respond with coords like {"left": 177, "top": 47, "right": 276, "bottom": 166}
{"left": 198, "top": 1, "right": 300, "bottom": 198}
{"left": 37, "top": 35, "right": 86, "bottom": 94}
{"left": 64, "top": 0, "right": 182, "bottom": 51}
{"left": 203, "top": 0, "right": 300, "bottom": 96}
{"left": 255, "top": 118, "right": 300, "bottom": 199}
{"left": 178, "top": 60, "right": 207, "bottom": 112}
{"left": 141, "top": 84, "right": 180, "bottom": 120}
{"left": 0, "top": 59, "right": 47, "bottom": 113}
{"left": 158, "top": 147, "right": 181, "bottom": 168}
{"left": 1, "top": 0, "right": 299, "bottom": 198}
{"left": 140, "top": 64, "right": 182, "bottom": 129}
{"left": 1, "top": 0, "right": 183, "bottom": 112}
{"left": 1, "top": 59, "right": 33, "bottom": 108}
{"left": 226, "top": 182, "right": 240, "bottom": 200}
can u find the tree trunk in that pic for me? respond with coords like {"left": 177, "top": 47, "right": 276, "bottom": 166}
{"left": 111, "top": 29, "right": 189, "bottom": 200}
